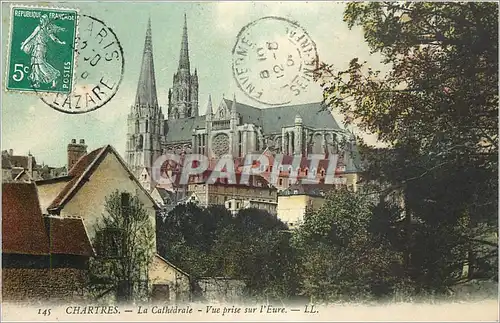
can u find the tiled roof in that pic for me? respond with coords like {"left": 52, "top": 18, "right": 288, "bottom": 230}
{"left": 44, "top": 216, "right": 94, "bottom": 256}
{"left": 225, "top": 99, "right": 340, "bottom": 134}
{"left": 223, "top": 98, "right": 264, "bottom": 128}
{"left": 2, "top": 183, "right": 94, "bottom": 257}
{"left": 261, "top": 102, "right": 340, "bottom": 133}
{"left": 45, "top": 145, "right": 158, "bottom": 212}
{"left": 157, "top": 152, "right": 350, "bottom": 187}
{"left": 155, "top": 187, "right": 174, "bottom": 202}
{"left": 7, "top": 155, "right": 37, "bottom": 169}
{"left": 38, "top": 165, "right": 68, "bottom": 180}
{"left": 279, "top": 155, "right": 336, "bottom": 169}
{"left": 47, "top": 147, "right": 106, "bottom": 211}
{"left": 155, "top": 254, "right": 190, "bottom": 277}
{"left": 165, "top": 116, "right": 206, "bottom": 142}
{"left": 13, "top": 169, "right": 29, "bottom": 181}
{"left": 2, "top": 153, "right": 12, "bottom": 169}
{"left": 163, "top": 100, "right": 342, "bottom": 143}
{"left": 2, "top": 183, "right": 50, "bottom": 255}
{"left": 279, "top": 183, "right": 335, "bottom": 197}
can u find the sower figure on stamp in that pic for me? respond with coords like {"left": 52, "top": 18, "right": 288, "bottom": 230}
{"left": 20, "top": 14, "right": 66, "bottom": 89}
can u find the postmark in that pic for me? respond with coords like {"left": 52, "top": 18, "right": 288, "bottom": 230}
{"left": 37, "top": 14, "right": 125, "bottom": 114}
{"left": 5, "top": 5, "right": 78, "bottom": 94}
{"left": 232, "top": 16, "right": 318, "bottom": 106}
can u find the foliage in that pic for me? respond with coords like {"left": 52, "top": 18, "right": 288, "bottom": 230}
{"left": 88, "top": 190, "right": 155, "bottom": 303}
{"left": 154, "top": 3, "right": 498, "bottom": 303}
{"left": 220, "top": 208, "right": 300, "bottom": 300}
{"left": 157, "top": 204, "right": 300, "bottom": 300}
{"left": 316, "top": 2, "right": 498, "bottom": 291}
{"left": 293, "top": 188, "right": 403, "bottom": 302}
{"left": 156, "top": 203, "right": 232, "bottom": 277}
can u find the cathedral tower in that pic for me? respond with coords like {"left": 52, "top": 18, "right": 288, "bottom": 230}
{"left": 168, "top": 14, "right": 199, "bottom": 119}
{"left": 126, "top": 18, "right": 165, "bottom": 175}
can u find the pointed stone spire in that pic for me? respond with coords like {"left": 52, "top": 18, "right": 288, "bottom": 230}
{"left": 207, "top": 95, "right": 212, "bottom": 115}
{"left": 231, "top": 94, "right": 237, "bottom": 114}
{"left": 178, "top": 13, "right": 190, "bottom": 71}
{"left": 206, "top": 95, "right": 212, "bottom": 121}
{"left": 135, "top": 18, "right": 158, "bottom": 108}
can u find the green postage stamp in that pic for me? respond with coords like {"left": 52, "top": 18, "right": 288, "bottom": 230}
{"left": 5, "top": 5, "right": 78, "bottom": 94}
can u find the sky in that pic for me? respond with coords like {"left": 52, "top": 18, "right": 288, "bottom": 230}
{"left": 2, "top": 1, "right": 385, "bottom": 167}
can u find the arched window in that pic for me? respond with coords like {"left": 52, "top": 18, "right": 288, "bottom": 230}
{"left": 304, "top": 168, "right": 309, "bottom": 176}
{"left": 145, "top": 120, "right": 149, "bottom": 133}
{"left": 320, "top": 169, "right": 325, "bottom": 177}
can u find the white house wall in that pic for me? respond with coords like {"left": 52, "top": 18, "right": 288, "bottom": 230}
{"left": 58, "top": 151, "right": 157, "bottom": 250}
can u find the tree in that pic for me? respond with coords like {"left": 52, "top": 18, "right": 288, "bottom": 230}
{"left": 218, "top": 208, "right": 300, "bottom": 301}
{"left": 157, "top": 204, "right": 300, "bottom": 300}
{"left": 88, "top": 191, "right": 155, "bottom": 302}
{"left": 293, "top": 188, "right": 402, "bottom": 302}
{"left": 156, "top": 203, "right": 232, "bottom": 278}
{"left": 317, "top": 2, "right": 498, "bottom": 291}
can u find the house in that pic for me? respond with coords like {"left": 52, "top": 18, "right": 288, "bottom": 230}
{"left": 187, "top": 173, "right": 278, "bottom": 216}
{"left": 277, "top": 183, "right": 334, "bottom": 228}
{"left": 2, "top": 152, "right": 13, "bottom": 181}
{"left": 252, "top": 148, "right": 359, "bottom": 192}
{"left": 137, "top": 167, "right": 154, "bottom": 192}
{"left": 149, "top": 255, "right": 191, "bottom": 303}
{"left": 155, "top": 155, "right": 278, "bottom": 215}
{"left": 1, "top": 149, "right": 67, "bottom": 183}
{"left": 150, "top": 186, "right": 175, "bottom": 208}
{"left": 2, "top": 149, "right": 37, "bottom": 182}
{"left": 34, "top": 140, "right": 192, "bottom": 303}
{"left": 2, "top": 182, "right": 93, "bottom": 303}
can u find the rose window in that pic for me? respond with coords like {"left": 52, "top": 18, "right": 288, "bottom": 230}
{"left": 212, "top": 133, "right": 229, "bottom": 156}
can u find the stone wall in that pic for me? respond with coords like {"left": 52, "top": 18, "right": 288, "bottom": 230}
{"left": 2, "top": 268, "right": 87, "bottom": 304}
{"left": 195, "top": 277, "right": 246, "bottom": 303}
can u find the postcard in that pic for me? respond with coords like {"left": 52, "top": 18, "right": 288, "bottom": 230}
{"left": 1, "top": 1, "right": 498, "bottom": 322}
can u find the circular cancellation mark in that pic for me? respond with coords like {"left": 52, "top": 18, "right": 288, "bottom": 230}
{"left": 35, "top": 14, "right": 124, "bottom": 114}
{"left": 232, "top": 16, "right": 319, "bottom": 106}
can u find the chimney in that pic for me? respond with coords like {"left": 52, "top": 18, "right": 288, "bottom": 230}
{"left": 67, "top": 139, "right": 88, "bottom": 171}
{"left": 27, "top": 152, "right": 34, "bottom": 177}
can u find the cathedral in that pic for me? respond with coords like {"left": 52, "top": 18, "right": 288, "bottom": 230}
{"left": 125, "top": 16, "right": 359, "bottom": 192}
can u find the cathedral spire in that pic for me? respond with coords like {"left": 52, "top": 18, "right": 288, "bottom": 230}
{"left": 135, "top": 18, "right": 158, "bottom": 108}
{"left": 178, "top": 13, "right": 190, "bottom": 71}
{"left": 206, "top": 95, "right": 212, "bottom": 115}
{"left": 231, "top": 94, "right": 237, "bottom": 114}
